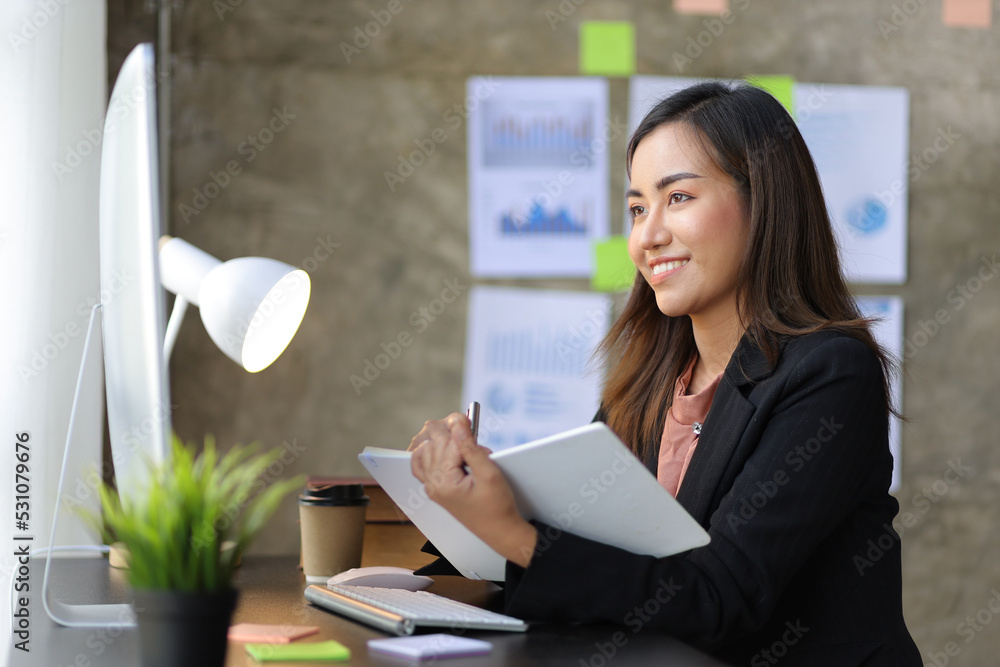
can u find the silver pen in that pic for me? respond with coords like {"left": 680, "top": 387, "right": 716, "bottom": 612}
{"left": 466, "top": 401, "right": 480, "bottom": 441}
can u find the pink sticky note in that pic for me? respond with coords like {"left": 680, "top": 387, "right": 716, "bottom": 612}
{"left": 942, "top": 0, "right": 992, "bottom": 27}
{"left": 674, "top": 0, "right": 729, "bottom": 15}
{"left": 228, "top": 623, "right": 320, "bottom": 644}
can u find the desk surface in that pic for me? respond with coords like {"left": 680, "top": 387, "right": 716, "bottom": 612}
{"left": 12, "top": 555, "right": 730, "bottom": 667}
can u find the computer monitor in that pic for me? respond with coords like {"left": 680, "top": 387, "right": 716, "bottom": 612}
{"left": 99, "top": 42, "right": 171, "bottom": 503}
{"left": 44, "top": 42, "right": 309, "bottom": 627}
{"left": 42, "top": 42, "right": 166, "bottom": 628}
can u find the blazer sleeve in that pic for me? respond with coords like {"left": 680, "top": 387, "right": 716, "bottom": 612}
{"left": 503, "top": 335, "right": 891, "bottom": 646}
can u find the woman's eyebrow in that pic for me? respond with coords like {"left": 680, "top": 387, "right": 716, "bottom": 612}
{"left": 626, "top": 172, "right": 703, "bottom": 198}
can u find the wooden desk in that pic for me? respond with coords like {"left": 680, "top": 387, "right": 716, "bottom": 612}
{"left": 12, "top": 555, "right": 730, "bottom": 667}
{"left": 11, "top": 524, "right": 731, "bottom": 667}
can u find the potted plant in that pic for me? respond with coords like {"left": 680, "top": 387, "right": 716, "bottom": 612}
{"left": 80, "top": 436, "right": 302, "bottom": 667}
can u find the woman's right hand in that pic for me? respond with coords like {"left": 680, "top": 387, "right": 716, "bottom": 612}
{"left": 407, "top": 414, "right": 537, "bottom": 568}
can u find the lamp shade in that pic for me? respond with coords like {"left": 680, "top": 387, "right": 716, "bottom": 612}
{"left": 159, "top": 236, "right": 311, "bottom": 372}
{"left": 199, "top": 258, "right": 310, "bottom": 372}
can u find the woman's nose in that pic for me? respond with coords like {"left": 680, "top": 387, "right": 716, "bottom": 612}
{"left": 637, "top": 209, "right": 671, "bottom": 249}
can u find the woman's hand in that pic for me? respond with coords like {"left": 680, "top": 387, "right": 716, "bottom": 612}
{"left": 409, "top": 414, "right": 537, "bottom": 568}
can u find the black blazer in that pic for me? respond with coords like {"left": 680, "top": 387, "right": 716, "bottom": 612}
{"left": 504, "top": 330, "right": 921, "bottom": 666}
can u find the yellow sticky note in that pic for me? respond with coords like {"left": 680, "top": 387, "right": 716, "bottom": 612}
{"left": 942, "top": 0, "right": 992, "bottom": 27}
{"left": 674, "top": 0, "right": 729, "bottom": 15}
{"left": 579, "top": 22, "right": 636, "bottom": 76}
{"left": 747, "top": 75, "right": 796, "bottom": 119}
{"left": 592, "top": 236, "right": 635, "bottom": 292}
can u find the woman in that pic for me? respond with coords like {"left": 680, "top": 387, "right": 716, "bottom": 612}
{"left": 409, "top": 82, "right": 921, "bottom": 665}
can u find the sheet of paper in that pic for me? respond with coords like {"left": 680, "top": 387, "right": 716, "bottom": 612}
{"left": 673, "top": 0, "right": 729, "bottom": 15}
{"left": 795, "top": 83, "right": 909, "bottom": 284}
{"left": 468, "top": 77, "right": 610, "bottom": 277}
{"left": 856, "top": 296, "right": 904, "bottom": 493}
{"left": 462, "top": 286, "right": 611, "bottom": 450}
{"left": 942, "top": 0, "right": 992, "bottom": 27}
{"left": 628, "top": 76, "right": 909, "bottom": 284}
{"left": 580, "top": 21, "right": 636, "bottom": 76}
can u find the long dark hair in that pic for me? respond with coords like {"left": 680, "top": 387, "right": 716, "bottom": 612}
{"left": 599, "top": 82, "right": 896, "bottom": 460}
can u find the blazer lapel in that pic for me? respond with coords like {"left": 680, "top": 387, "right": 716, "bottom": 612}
{"left": 674, "top": 335, "right": 777, "bottom": 526}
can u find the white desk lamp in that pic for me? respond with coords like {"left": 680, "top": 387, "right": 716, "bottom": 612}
{"left": 159, "top": 235, "right": 311, "bottom": 371}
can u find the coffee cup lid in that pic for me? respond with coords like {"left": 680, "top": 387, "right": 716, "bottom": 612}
{"left": 298, "top": 483, "right": 370, "bottom": 506}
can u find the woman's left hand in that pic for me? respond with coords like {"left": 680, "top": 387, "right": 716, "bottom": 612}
{"left": 409, "top": 413, "right": 537, "bottom": 568}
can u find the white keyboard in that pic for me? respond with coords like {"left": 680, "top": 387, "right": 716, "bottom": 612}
{"left": 304, "top": 584, "right": 528, "bottom": 636}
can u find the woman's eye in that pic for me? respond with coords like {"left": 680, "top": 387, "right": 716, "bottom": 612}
{"left": 628, "top": 204, "right": 645, "bottom": 219}
{"left": 669, "top": 193, "right": 691, "bottom": 205}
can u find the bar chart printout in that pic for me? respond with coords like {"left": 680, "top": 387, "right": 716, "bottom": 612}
{"left": 462, "top": 286, "right": 611, "bottom": 450}
{"left": 469, "top": 77, "right": 610, "bottom": 277}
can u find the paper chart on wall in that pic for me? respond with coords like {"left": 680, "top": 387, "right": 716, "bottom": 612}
{"left": 628, "top": 76, "right": 910, "bottom": 284}
{"left": 856, "top": 295, "right": 904, "bottom": 493}
{"left": 462, "top": 286, "right": 611, "bottom": 451}
{"left": 796, "top": 84, "right": 909, "bottom": 285}
{"left": 468, "top": 77, "right": 610, "bottom": 277}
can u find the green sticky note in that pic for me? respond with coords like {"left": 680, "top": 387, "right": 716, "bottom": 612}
{"left": 580, "top": 22, "right": 636, "bottom": 76}
{"left": 246, "top": 640, "right": 351, "bottom": 662}
{"left": 747, "top": 75, "right": 796, "bottom": 119}
{"left": 592, "top": 236, "right": 635, "bottom": 292}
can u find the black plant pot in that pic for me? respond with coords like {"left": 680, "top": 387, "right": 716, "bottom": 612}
{"left": 132, "top": 588, "right": 238, "bottom": 667}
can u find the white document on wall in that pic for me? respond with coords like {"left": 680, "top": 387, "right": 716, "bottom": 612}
{"left": 468, "top": 77, "right": 610, "bottom": 277}
{"left": 796, "top": 85, "right": 909, "bottom": 285}
{"left": 627, "top": 77, "right": 909, "bottom": 284}
{"left": 856, "top": 295, "right": 904, "bottom": 493}
{"left": 462, "top": 286, "right": 611, "bottom": 451}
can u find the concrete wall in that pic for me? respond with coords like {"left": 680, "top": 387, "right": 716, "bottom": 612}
{"left": 111, "top": 1, "right": 999, "bottom": 661}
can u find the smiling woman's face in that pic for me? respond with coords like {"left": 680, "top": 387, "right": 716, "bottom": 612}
{"left": 626, "top": 122, "right": 750, "bottom": 328}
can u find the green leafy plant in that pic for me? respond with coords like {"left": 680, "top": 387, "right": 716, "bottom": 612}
{"left": 80, "top": 436, "right": 302, "bottom": 592}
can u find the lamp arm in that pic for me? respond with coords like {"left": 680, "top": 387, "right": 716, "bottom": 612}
{"left": 163, "top": 294, "right": 189, "bottom": 364}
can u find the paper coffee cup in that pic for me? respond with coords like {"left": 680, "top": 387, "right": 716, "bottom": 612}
{"left": 298, "top": 483, "right": 369, "bottom": 584}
